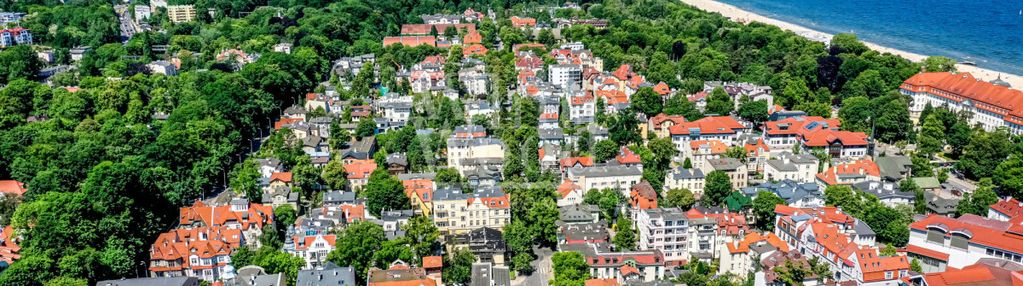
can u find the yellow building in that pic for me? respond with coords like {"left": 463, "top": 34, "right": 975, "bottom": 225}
{"left": 166, "top": 5, "right": 196, "bottom": 23}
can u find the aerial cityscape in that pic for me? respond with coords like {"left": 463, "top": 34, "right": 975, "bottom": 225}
{"left": 0, "top": 0, "right": 1021, "bottom": 286}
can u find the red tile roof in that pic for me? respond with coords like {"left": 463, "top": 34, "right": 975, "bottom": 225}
{"left": 596, "top": 90, "right": 628, "bottom": 105}
{"left": 558, "top": 180, "right": 583, "bottom": 199}
{"left": 274, "top": 117, "right": 304, "bottom": 129}
{"left": 177, "top": 200, "right": 274, "bottom": 230}
{"left": 463, "top": 31, "right": 482, "bottom": 44}
{"left": 744, "top": 138, "right": 770, "bottom": 157}
{"left": 901, "top": 244, "right": 950, "bottom": 261}
{"left": 815, "top": 159, "right": 879, "bottom": 185}
{"left": 653, "top": 82, "right": 671, "bottom": 95}
{"left": 690, "top": 140, "right": 728, "bottom": 154}
{"left": 585, "top": 279, "right": 620, "bottom": 286}
{"left": 345, "top": 159, "right": 378, "bottom": 180}
{"left": 649, "top": 113, "right": 687, "bottom": 128}
{"left": 615, "top": 146, "right": 642, "bottom": 165}
{"left": 292, "top": 234, "right": 337, "bottom": 251}
{"left": 402, "top": 179, "right": 434, "bottom": 203}
{"left": 383, "top": 36, "right": 437, "bottom": 47}
{"left": 0, "top": 225, "right": 21, "bottom": 264}
{"left": 560, "top": 157, "right": 595, "bottom": 169}
{"left": 620, "top": 264, "right": 640, "bottom": 276}
{"left": 727, "top": 232, "right": 789, "bottom": 254}
{"left": 0, "top": 180, "right": 26, "bottom": 196}
{"left": 401, "top": 23, "right": 476, "bottom": 35}
{"left": 921, "top": 261, "right": 1023, "bottom": 286}
{"left": 270, "top": 172, "right": 293, "bottom": 183}
{"left": 902, "top": 72, "right": 1023, "bottom": 122}
{"left": 668, "top": 116, "right": 746, "bottom": 135}
{"left": 989, "top": 197, "right": 1023, "bottom": 218}
{"left": 510, "top": 16, "right": 536, "bottom": 27}
{"left": 764, "top": 116, "right": 840, "bottom": 136}
{"left": 801, "top": 129, "right": 869, "bottom": 147}
{"left": 423, "top": 256, "right": 443, "bottom": 268}
{"left": 512, "top": 43, "right": 546, "bottom": 53}
{"left": 910, "top": 214, "right": 1023, "bottom": 255}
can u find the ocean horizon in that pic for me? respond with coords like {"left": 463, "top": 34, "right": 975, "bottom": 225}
{"left": 715, "top": 0, "right": 1023, "bottom": 77}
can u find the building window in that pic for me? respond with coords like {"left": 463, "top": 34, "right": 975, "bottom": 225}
{"left": 950, "top": 234, "right": 968, "bottom": 250}
{"left": 926, "top": 229, "right": 944, "bottom": 244}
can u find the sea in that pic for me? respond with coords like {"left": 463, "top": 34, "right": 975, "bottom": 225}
{"left": 715, "top": 0, "right": 1023, "bottom": 76}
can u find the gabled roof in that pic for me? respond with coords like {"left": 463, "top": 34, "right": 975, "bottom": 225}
{"left": 344, "top": 159, "right": 378, "bottom": 180}
{"left": 920, "top": 259, "right": 1023, "bottom": 286}
{"left": 558, "top": 180, "right": 583, "bottom": 199}
{"left": 903, "top": 72, "right": 1023, "bottom": 120}
{"left": 270, "top": 172, "right": 293, "bottom": 183}
{"left": 816, "top": 159, "right": 879, "bottom": 185}
{"left": 616, "top": 146, "right": 642, "bottom": 165}
{"left": 668, "top": 116, "right": 746, "bottom": 136}
{"left": 990, "top": 197, "right": 1023, "bottom": 218}
{"left": 0, "top": 180, "right": 26, "bottom": 196}
{"left": 909, "top": 214, "right": 1023, "bottom": 255}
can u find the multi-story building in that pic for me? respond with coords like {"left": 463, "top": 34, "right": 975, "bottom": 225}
{"left": 741, "top": 180, "right": 823, "bottom": 208}
{"left": 663, "top": 167, "right": 704, "bottom": 196}
{"left": 636, "top": 207, "right": 720, "bottom": 263}
{"left": 648, "top": 113, "right": 687, "bottom": 139}
{"left": 684, "top": 140, "right": 727, "bottom": 170}
{"left": 719, "top": 232, "right": 789, "bottom": 276}
{"left": 166, "top": 5, "right": 197, "bottom": 23}
{"left": 909, "top": 258, "right": 1023, "bottom": 286}
{"left": 458, "top": 58, "right": 491, "bottom": 97}
{"left": 0, "top": 28, "right": 32, "bottom": 48}
{"left": 285, "top": 233, "right": 336, "bottom": 269}
{"left": 569, "top": 91, "right": 596, "bottom": 124}
{"left": 549, "top": 64, "right": 583, "bottom": 90}
{"left": 906, "top": 213, "right": 1023, "bottom": 273}
{"left": 367, "top": 261, "right": 437, "bottom": 286}
{"left": 149, "top": 199, "right": 274, "bottom": 280}
{"left": 565, "top": 165, "right": 643, "bottom": 197}
{"left": 669, "top": 116, "right": 749, "bottom": 150}
{"left": 763, "top": 152, "right": 818, "bottom": 182}
{"left": 774, "top": 206, "right": 909, "bottom": 285}
{"left": 763, "top": 115, "right": 840, "bottom": 151}
{"left": 446, "top": 137, "right": 504, "bottom": 176}
{"left": 431, "top": 187, "right": 510, "bottom": 236}
{"left": 344, "top": 159, "right": 376, "bottom": 191}
{"left": 702, "top": 158, "right": 748, "bottom": 190}
{"left": 375, "top": 94, "right": 413, "bottom": 126}
{"left": 988, "top": 197, "right": 1023, "bottom": 221}
{"left": 702, "top": 81, "right": 774, "bottom": 110}
{"left": 901, "top": 72, "right": 1023, "bottom": 133}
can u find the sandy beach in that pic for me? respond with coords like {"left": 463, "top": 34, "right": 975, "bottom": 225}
{"left": 680, "top": 0, "right": 1023, "bottom": 88}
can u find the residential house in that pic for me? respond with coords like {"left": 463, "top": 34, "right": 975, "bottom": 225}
{"left": 875, "top": 156, "right": 913, "bottom": 182}
{"left": 663, "top": 167, "right": 705, "bottom": 197}
{"left": 421, "top": 14, "right": 461, "bottom": 24}
{"left": 403, "top": 179, "right": 435, "bottom": 216}
{"left": 431, "top": 187, "right": 511, "bottom": 236}
{"left": 449, "top": 227, "right": 507, "bottom": 265}
{"left": 565, "top": 165, "right": 643, "bottom": 197}
{"left": 409, "top": 56, "right": 447, "bottom": 93}
{"left": 149, "top": 199, "right": 274, "bottom": 280}
{"left": 648, "top": 114, "right": 686, "bottom": 140}
{"left": 719, "top": 232, "right": 789, "bottom": 276}
{"left": 669, "top": 116, "right": 748, "bottom": 150}
{"left": 684, "top": 140, "right": 727, "bottom": 170}
{"left": 471, "top": 263, "right": 512, "bottom": 286}
{"left": 509, "top": 16, "right": 536, "bottom": 28}
{"left": 560, "top": 243, "right": 666, "bottom": 283}
{"left": 226, "top": 266, "right": 285, "bottom": 286}
{"left": 774, "top": 206, "right": 908, "bottom": 285}
{"left": 558, "top": 180, "right": 586, "bottom": 207}
{"left": 629, "top": 181, "right": 658, "bottom": 213}
{"left": 367, "top": 261, "right": 437, "bottom": 286}
{"left": 636, "top": 207, "right": 714, "bottom": 263}
{"left": 763, "top": 152, "right": 819, "bottom": 182}
{"left": 741, "top": 180, "right": 824, "bottom": 208}
{"left": 296, "top": 262, "right": 356, "bottom": 286}
{"left": 344, "top": 159, "right": 377, "bottom": 191}
{"left": 763, "top": 115, "right": 841, "bottom": 151}
{"left": 988, "top": 197, "right": 1023, "bottom": 222}
{"left": 377, "top": 210, "right": 414, "bottom": 240}
{"left": 816, "top": 159, "right": 881, "bottom": 188}
{"left": 702, "top": 158, "right": 749, "bottom": 190}
{"left": 851, "top": 181, "right": 916, "bottom": 207}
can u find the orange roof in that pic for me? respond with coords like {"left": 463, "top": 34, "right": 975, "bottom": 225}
{"left": 630, "top": 181, "right": 658, "bottom": 210}
{"left": 668, "top": 116, "right": 747, "bottom": 135}
{"left": 596, "top": 90, "right": 628, "bottom": 105}
{"left": 571, "top": 93, "right": 595, "bottom": 105}
{"left": 921, "top": 261, "right": 1023, "bottom": 286}
{"left": 901, "top": 244, "right": 950, "bottom": 261}
{"left": 903, "top": 72, "right": 1023, "bottom": 121}
{"left": 616, "top": 146, "right": 642, "bottom": 164}
{"left": 653, "top": 82, "right": 671, "bottom": 95}
{"left": 345, "top": 159, "right": 378, "bottom": 180}
{"left": 620, "top": 264, "right": 640, "bottom": 276}
{"left": 769, "top": 104, "right": 785, "bottom": 114}
{"left": 909, "top": 214, "right": 1023, "bottom": 255}
{"left": 292, "top": 234, "right": 337, "bottom": 251}
{"left": 801, "top": 129, "right": 869, "bottom": 147}
{"left": 402, "top": 179, "right": 434, "bottom": 203}
{"left": 649, "top": 113, "right": 686, "bottom": 128}
{"left": 177, "top": 200, "right": 275, "bottom": 230}
{"left": 463, "top": 31, "right": 482, "bottom": 44}
{"left": 764, "top": 116, "right": 841, "bottom": 136}
{"left": 400, "top": 23, "right": 476, "bottom": 35}
{"left": 815, "top": 159, "right": 879, "bottom": 185}
{"left": 690, "top": 140, "right": 728, "bottom": 154}
{"left": 383, "top": 36, "right": 437, "bottom": 47}
{"left": 463, "top": 44, "right": 488, "bottom": 56}
{"left": 0, "top": 180, "right": 26, "bottom": 196}
{"left": 0, "top": 225, "right": 21, "bottom": 264}
{"left": 560, "top": 157, "right": 595, "bottom": 169}
{"left": 726, "top": 232, "right": 790, "bottom": 254}
{"left": 558, "top": 180, "right": 583, "bottom": 198}
{"left": 269, "top": 172, "right": 293, "bottom": 184}
{"left": 744, "top": 138, "right": 770, "bottom": 157}
{"left": 423, "top": 256, "right": 443, "bottom": 268}
{"left": 512, "top": 43, "right": 546, "bottom": 53}
{"left": 510, "top": 16, "right": 536, "bottom": 27}
{"left": 585, "top": 278, "right": 620, "bottom": 286}
{"left": 274, "top": 117, "right": 304, "bottom": 130}
{"left": 612, "top": 64, "right": 632, "bottom": 81}
{"left": 989, "top": 197, "right": 1023, "bottom": 218}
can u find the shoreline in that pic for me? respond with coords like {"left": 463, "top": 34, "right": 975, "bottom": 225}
{"left": 679, "top": 0, "right": 1023, "bottom": 89}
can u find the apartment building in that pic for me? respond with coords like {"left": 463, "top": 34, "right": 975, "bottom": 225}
{"left": 565, "top": 165, "right": 643, "bottom": 197}
{"left": 636, "top": 208, "right": 720, "bottom": 263}
{"left": 431, "top": 187, "right": 511, "bottom": 236}
{"left": 763, "top": 152, "right": 818, "bottom": 182}
{"left": 166, "top": 5, "right": 197, "bottom": 23}
{"left": 669, "top": 116, "right": 749, "bottom": 150}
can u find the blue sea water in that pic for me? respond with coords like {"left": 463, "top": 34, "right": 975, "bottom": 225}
{"left": 714, "top": 0, "right": 1023, "bottom": 76}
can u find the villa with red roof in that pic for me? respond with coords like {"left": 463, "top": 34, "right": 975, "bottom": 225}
{"left": 344, "top": 159, "right": 377, "bottom": 191}
{"left": 774, "top": 206, "right": 909, "bottom": 285}
{"left": 668, "top": 116, "right": 749, "bottom": 150}
{"left": 150, "top": 199, "right": 274, "bottom": 280}
{"left": 403, "top": 179, "right": 436, "bottom": 216}
{"left": 905, "top": 213, "right": 1023, "bottom": 273}
{"left": 816, "top": 159, "right": 880, "bottom": 188}
{"left": 510, "top": 16, "right": 536, "bottom": 28}
{"left": 719, "top": 232, "right": 789, "bottom": 276}
{"left": 647, "top": 113, "right": 686, "bottom": 139}
{"left": 285, "top": 233, "right": 337, "bottom": 269}
{"left": 557, "top": 179, "right": 585, "bottom": 207}
{"left": 615, "top": 146, "right": 643, "bottom": 168}
{"left": 901, "top": 72, "right": 1023, "bottom": 134}
{"left": 763, "top": 115, "right": 841, "bottom": 150}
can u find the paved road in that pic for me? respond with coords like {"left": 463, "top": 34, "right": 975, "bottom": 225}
{"left": 114, "top": 5, "right": 137, "bottom": 41}
{"left": 514, "top": 247, "right": 554, "bottom": 286}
